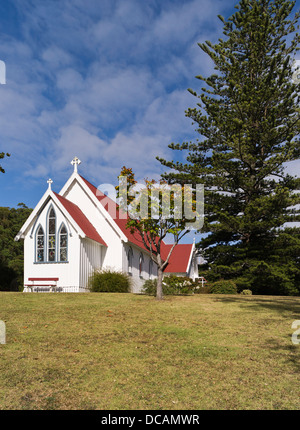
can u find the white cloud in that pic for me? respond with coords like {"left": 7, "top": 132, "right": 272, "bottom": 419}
{"left": 41, "top": 46, "right": 74, "bottom": 71}
{"left": 53, "top": 124, "right": 108, "bottom": 170}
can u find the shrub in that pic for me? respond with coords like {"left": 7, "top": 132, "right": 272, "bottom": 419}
{"left": 163, "top": 275, "right": 196, "bottom": 295}
{"left": 142, "top": 276, "right": 197, "bottom": 296}
{"left": 89, "top": 269, "right": 131, "bottom": 293}
{"left": 194, "top": 285, "right": 211, "bottom": 294}
{"left": 142, "top": 279, "right": 157, "bottom": 296}
{"left": 210, "top": 279, "right": 238, "bottom": 294}
{"left": 240, "top": 289, "right": 252, "bottom": 295}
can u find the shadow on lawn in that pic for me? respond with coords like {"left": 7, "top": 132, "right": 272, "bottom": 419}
{"left": 267, "top": 337, "right": 300, "bottom": 372}
{"left": 212, "top": 295, "right": 300, "bottom": 318}
{"left": 213, "top": 295, "right": 300, "bottom": 372}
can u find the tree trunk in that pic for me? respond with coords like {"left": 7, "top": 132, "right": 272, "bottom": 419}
{"left": 156, "top": 265, "right": 164, "bottom": 300}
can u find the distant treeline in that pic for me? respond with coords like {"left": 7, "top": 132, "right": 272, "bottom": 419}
{"left": 0, "top": 204, "right": 32, "bottom": 291}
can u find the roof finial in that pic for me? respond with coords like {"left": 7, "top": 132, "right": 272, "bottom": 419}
{"left": 47, "top": 178, "right": 53, "bottom": 190}
{"left": 71, "top": 156, "right": 81, "bottom": 173}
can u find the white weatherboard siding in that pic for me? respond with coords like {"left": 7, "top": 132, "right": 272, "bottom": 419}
{"left": 123, "top": 243, "right": 158, "bottom": 293}
{"left": 80, "top": 238, "right": 103, "bottom": 291}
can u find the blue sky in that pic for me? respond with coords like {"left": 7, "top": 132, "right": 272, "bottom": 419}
{"left": 0, "top": 0, "right": 299, "bottom": 217}
{"left": 0, "top": 0, "right": 238, "bottom": 210}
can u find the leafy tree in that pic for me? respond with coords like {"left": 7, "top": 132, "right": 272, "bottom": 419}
{"left": 0, "top": 204, "right": 32, "bottom": 291}
{"left": 0, "top": 152, "right": 10, "bottom": 173}
{"left": 116, "top": 167, "right": 199, "bottom": 300}
{"left": 158, "top": 0, "right": 300, "bottom": 294}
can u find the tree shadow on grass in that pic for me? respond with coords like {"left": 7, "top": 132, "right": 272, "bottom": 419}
{"left": 267, "top": 337, "right": 300, "bottom": 372}
{"left": 212, "top": 295, "right": 300, "bottom": 372}
{"left": 212, "top": 295, "right": 300, "bottom": 318}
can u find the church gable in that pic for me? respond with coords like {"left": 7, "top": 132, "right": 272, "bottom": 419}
{"left": 18, "top": 188, "right": 106, "bottom": 292}
{"left": 59, "top": 173, "right": 127, "bottom": 246}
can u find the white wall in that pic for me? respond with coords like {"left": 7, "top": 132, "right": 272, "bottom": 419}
{"left": 187, "top": 252, "right": 198, "bottom": 281}
{"left": 80, "top": 238, "right": 103, "bottom": 291}
{"left": 123, "top": 243, "right": 158, "bottom": 293}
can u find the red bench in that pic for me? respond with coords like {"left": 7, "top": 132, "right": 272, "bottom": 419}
{"left": 24, "top": 278, "right": 59, "bottom": 292}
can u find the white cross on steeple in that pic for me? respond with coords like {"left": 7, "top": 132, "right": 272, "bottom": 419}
{"left": 71, "top": 156, "right": 81, "bottom": 173}
{"left": 47, "top": 178, "right": 53, "bottom": 190}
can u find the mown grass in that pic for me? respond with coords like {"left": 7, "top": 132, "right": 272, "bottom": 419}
{"left": 0, "top": 292, "right": 299, "bottom": 410}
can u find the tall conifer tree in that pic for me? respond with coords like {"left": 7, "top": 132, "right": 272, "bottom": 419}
{"left": 158, "top": 0, "right": 300, "bottom": 294}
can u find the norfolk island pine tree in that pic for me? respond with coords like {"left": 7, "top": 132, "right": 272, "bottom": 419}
{"left": 157, "top": 0, "right": 300, "bottom": 295}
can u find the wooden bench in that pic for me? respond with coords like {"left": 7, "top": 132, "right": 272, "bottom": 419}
{"left": 24, "top": 278, "right": 60, "bottom": 292}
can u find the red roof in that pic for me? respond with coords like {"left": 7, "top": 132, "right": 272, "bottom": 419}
{"left": 79, "top": 175, "right": 194, "bottom": 273}
{"left": 54, "top": 192, "right": 107, "bottom": 246}
{"left": 161, "top": 243, "right": 194, "bottom": 273}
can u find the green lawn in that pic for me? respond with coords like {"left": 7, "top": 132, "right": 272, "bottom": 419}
{"left": 0, "top": 292, "right": 299, "bottom": 410}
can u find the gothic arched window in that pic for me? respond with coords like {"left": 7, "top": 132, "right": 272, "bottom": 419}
{"left": 59, "top": 224, "right": 68, "bottom": 262}
{"left": 36, "top": 225, "right": 45, "bottom": 262}
{"left": 48, "top": 207, "right": 56, "bottom": 261}
{"left": 128, "top": 247, "right": 133, "bottom": 274}
{"left": 139, "top": 253, "right": 144, "bottom": 278}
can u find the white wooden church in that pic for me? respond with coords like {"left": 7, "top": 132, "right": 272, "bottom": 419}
{"left": 15, "top": 157, "right": 198, "bottom": 293}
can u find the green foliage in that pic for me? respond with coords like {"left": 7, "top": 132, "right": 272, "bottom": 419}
{"left": 240, "top": 289, "right": 252, "bottom": 295}
{"left": 158, "top": 0, "right": 300, "bottom": 295}
{"left": 210, "top": 279, "right": 238, "bottom": 295}
{"left": 237, "top": 259, "right": 299, "bottom": 296}
{"left": 142, "top": 275, "right": 197, "bottom": 296}
{"left": 0, "top": 152, "right": 10, "bottom": 174}
{"left": 142, "top": 279, "right": 158, "bottom": 296}
{"left": 194, "top": 284, "right": 212, "bottom": 294}
{"left": 89, "top": 269, "right": 131, "bottom": 293}
{"left": 0, "top": 204, "right": 32, "bottom": 291}
{"left": 163, "top": 275, "right": 197, "bottom": 295}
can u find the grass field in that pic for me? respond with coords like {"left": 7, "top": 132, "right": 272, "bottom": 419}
{"left": 0, "top": 292, "right": 299, "bottom": 410}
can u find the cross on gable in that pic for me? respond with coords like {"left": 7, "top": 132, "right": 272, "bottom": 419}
{"left": 47, "top": 178, "right": 53, "bottom": 190}
{"left": 71, "top": 156, "right": 81, "bottom": 173}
